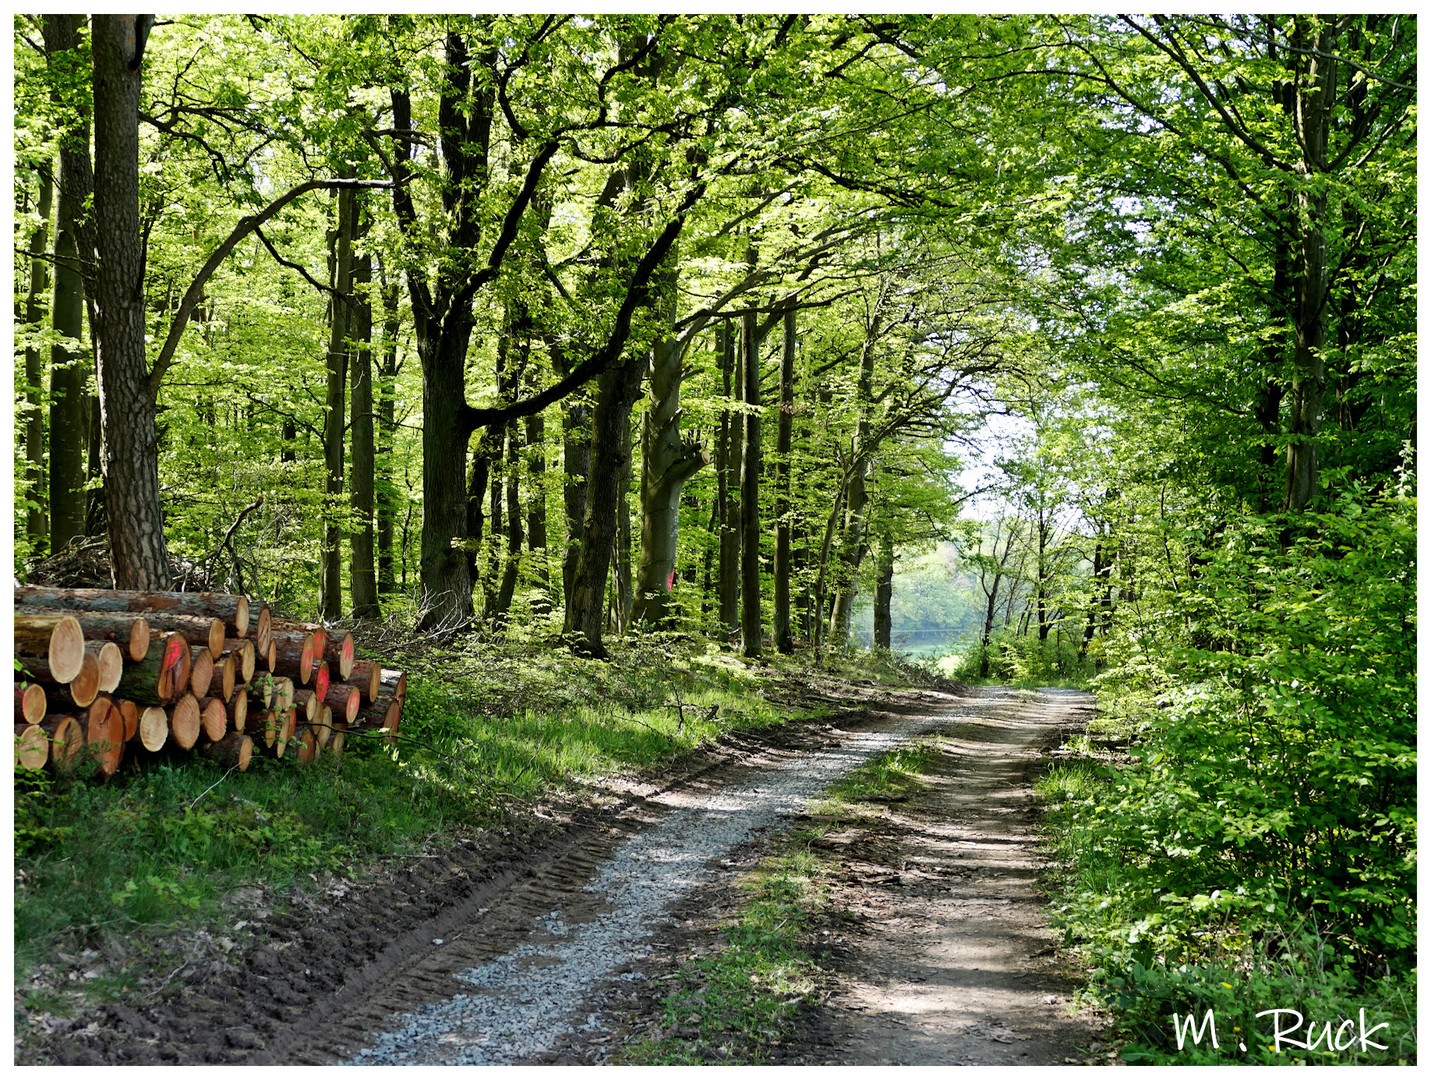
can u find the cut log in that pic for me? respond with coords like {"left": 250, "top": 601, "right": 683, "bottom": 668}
{"left": 272, "top": 676, "right": 295, "bottom": 713}
{"left": 14, "top": 613, "right": 86, "bottom": 684}
{"left": 311, "top": 703, "right": 334, "bottom": 748}
{"left": 190, "top": 647, "right": 215, "bottom": 700}
{"left": 88, "top": 640, "right": 125, "bottom": 693}
{"left": 254, "top": 604, "right": 272, "bottom": 658}
{"left": 249, "top": 672, "right": 276, "bottom": 710}
{"left": 293, "top": 723, "right": 318, "bottom": 764}
{"left": 14, "top": 586, "right": 250, "bottom": 638}
{"left": 15, "top": 722, "right": 49, "bottom": 769}
{"left": 312, "top": 659, "right": 330, "bottom": 704}
{"left": 136, "top": 706, "right": 168, "bottom": 752}
{"left": 323, "top": 683, "right": 361, "bottom": 727}
{"left": 198, "top": 731, "right": 253, "bottom": 771}
{"left": 348, "top": 659, "right": 382, "bottom": 702}
{"left": 140, "top": 613, "right": 225, "bottom": 659}
{"left": 71, "top": 611, "right": 151, "bottom": 662}
{"left": 329, "top": 729, "right": 345, "bottom": 757}
{"left": 324, "top": 630, "right": 355, "bottom": 679}
{"left": 66, "top": 653, "right": 102, "bottom": 709}
{"left": 82, "top": 697, "right": 124, "bottom": 778}
{"left": 292, "top": 688, "right": 319, "bottom": 723}
{"left": 221, "top": 638, "right": 256, "bottom": 683}
{"left": 274, "top": 707, "right": 296, "bottom": 758}
{"left": 39, "top": 714, "right": 85, "bottom": 768}
{"left": 269, "top": 629, "right": 316, "bottom": 685}
{"left": 115, "top": 632, "right": 192, "bottom": 705}
{"left": 208, "top": 652, "right": 236, "bottom": 703}
{"left": 263, "top": 640, "right": 277, "bottom": 672}
{"left": 353, "top": 695, "right": 401, "bottom": 734}
{"left": 250, "top": 709, "right": 277, "bottom": 750}
{"left": 198, "top": 696, "right": 228, "bottom": 742}
{"left": 115, "top": 698, "right": 140, "bottom": 742}
{"left": 169, "top": 694, "right": 202, "bottom": 751}
{"left": 226, "top": 691, "right": 248, "bottom": 735}
{"left": 16, "top": 682, "right": 47, "bottom": 725}
{"left": 379, "top": 668, "right": 407, "bottom": 702}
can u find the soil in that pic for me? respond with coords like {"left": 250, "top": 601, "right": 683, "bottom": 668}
{"left": 15, "top": 683, "right": 1114, "bottom": 1066}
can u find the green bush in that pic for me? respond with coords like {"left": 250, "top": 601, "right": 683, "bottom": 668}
{"left": 1042, "top": 487, "right": 1416, "bottom": 1062}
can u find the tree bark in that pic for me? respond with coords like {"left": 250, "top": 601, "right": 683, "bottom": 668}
{"left": 739, "top": 311, "right": 764, "bottom": 657}
{"left": 350, "top": 248, "right": 380, "bottom": 617}
{"left": 91, "top": 14, "right": 169, "bottom": 590}
{"left": 376, "top": 269, "right": 401, "bottom": 596}
{"left": 631, "top": 254, "right": 710, "bottom": 627}
{"left": 321, "top": 182, "right": 356, "bottom": 619}
{"left": 23, "top": 171, "right": 53, "bottom": 548}
{"left": 1282, "top": 17, "right": 1336, "bottom": 513}
{"left": 564, "top": 360, "right": 642, "bottom": 657}
{"left": 772, "top": 304, "right": 797, "bottom": 653}
{"left": 718, "top": 321, "right": 742, "bottom": 633}
{"left": 873, "top": 529, "right": 894, "bottom": 650}
{"left": 44, "top": 14, "right": 94, "bottom": 558}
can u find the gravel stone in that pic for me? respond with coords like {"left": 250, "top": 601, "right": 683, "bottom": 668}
{"left": 347, "top": 709, "right": 964, "bottom": 1065}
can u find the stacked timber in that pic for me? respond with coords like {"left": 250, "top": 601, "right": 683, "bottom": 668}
{"left": 13, "top": 587, "right": 406, "bottom": 776}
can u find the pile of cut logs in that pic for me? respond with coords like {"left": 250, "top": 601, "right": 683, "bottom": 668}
{"left": 14, "top": 586, "right": 406, "bottom": 777}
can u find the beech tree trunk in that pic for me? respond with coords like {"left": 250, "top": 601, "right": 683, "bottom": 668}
{"left": 1283, "top": 21, "right": 1335, "bottom": 513}
{"left": 631, "top": 250, "right": 711, "bottom": 628}
{"left": 321, "top": 182, "right": 356, "bottom": 619}
{"left": 739, "top": 311, "right": 764, "bottom": 657}
{"left": 44, "top": 14, "right": 94, "bottom": 557}
{"left": 376, "top": 270, "right": 401, "bottom": 596}
{"left": 350, "top": 248, "right": 380, "bottom": 617}
{"left": 92, "top": 14, "right": 169, "bottom": 590}
{"left": 564, "top": 360, "right": 642, "bottom": 657}
{"left": 717, "top": 322, "right": 742, "bottom": 633}
{"left": 773, "top": 304, "right": 796, "bottom": 653}
{"left": 873, "top": 529, "right": 894, "bottom": 650}
{"left": 23, "top": 172, "right": 53, "bottom": 547}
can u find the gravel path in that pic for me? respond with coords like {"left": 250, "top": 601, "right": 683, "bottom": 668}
{"left": 348, "top": 700, "right": 976, "bottom": 1065}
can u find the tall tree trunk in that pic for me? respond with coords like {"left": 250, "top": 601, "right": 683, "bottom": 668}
{"left": 631, "top": 256, "right": 709, "bottom": 627}
{"left": 872, "top": 529, "right": 894, "bottom": 650}
{"left": 321, "top": 183, "right": 356, "bottom": 619}
{"left": 524, "top": 393, "right": 551, "bottom": 612}
{"left": 376, "top": 270, "right": 400, "bottom": 595}
{"left": 92, "top": 14, "right": 169, "bottom": 590}
{"left": 44, "top": 15, "right": 94, "bottom": 557}
{"left": 564, "top": 360, "right": 641, "bottom": 657}
{"left": 612, "top": 414, "right": 634, "bottom": 633}
{"left": 561, "top": 397, "right": 590, "bottom": 613}
{"left": 1283, "top": 16, "right": 1336, "bottom": 513}
{"left": 827, "top": 308, "right": 880, "bottom": 648}
{"left": 488, "top": 416, "right": 524, "bottom": 625}
{"left": 349, "top": 248, "right": 380, "bottom": 618}
{"left": 23, "top": 172, "right": 53, "bottom": 548}
{"left": 717, "top": 321, "right": 742, "bottom": 633}
{"left": 772, "top": 304, "right": 796, "bottom": 653}
{"left": 739, "top": 310, "right": 763, "bottom": 657}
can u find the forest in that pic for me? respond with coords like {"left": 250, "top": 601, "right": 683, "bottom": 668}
{"left": 12, "top": 13, "right": 1416, "bottom": 1064}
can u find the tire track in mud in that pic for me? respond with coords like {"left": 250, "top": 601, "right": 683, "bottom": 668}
{"left": 268, "top": 687, "right": 1086, "bottom": 1066}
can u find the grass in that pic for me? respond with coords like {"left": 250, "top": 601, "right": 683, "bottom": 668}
{"left": 619, "top": 739, "right": 937, "bottom": 1064}
{"left": 11, "top": 634, "right": 885, "bottom": 1021}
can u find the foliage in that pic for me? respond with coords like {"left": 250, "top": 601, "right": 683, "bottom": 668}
{"left": 1034, "top": 487, "right": 1416, "bottom": 1063}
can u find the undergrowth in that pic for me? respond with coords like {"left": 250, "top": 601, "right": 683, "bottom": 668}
{"left": 1037, "top": 728, "right": 1417, "bottom": 1066}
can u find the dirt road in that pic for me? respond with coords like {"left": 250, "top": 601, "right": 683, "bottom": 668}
{"left": 25, "top": 685, "right": 1110, "bottom": 1066}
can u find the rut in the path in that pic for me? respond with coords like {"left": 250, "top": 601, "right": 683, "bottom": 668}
{"left": 307, "top": 687, "right": 1101, "bottom": 1066}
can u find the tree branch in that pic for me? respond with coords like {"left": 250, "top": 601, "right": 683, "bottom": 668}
{"left": 148, "top": 177, "right": 392, "bottom": 396}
